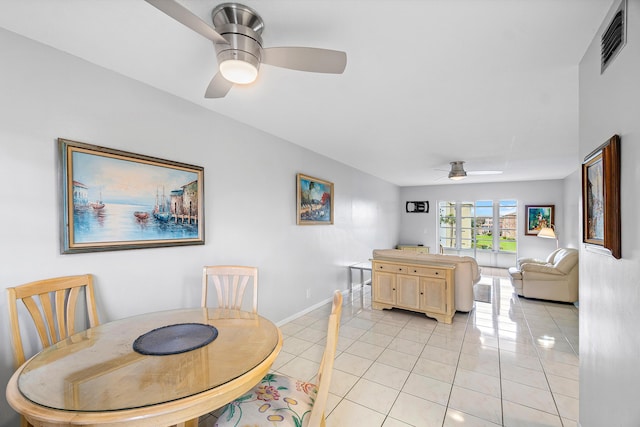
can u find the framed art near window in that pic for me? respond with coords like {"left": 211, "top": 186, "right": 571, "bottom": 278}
{"left": 59, "top": 138, "right": 204, "bottom": 254}
{"left": 525, "top": 205, "right": 555, "bottom": 236}
{"left": 296, "top": 173, "right": 333, "bottom": 225}
{"left": 582, "top": 134, "right": 621, "bottom": 259}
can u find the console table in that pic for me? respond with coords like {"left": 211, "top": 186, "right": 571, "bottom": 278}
{"left": 348, "top": 261, "right": 372, "bottom": 306}
{"left": 348, "top": 261, "right": 372, "bottom": 292}
{"left": 372, "top": 259, "right": 455, "bottom": 323}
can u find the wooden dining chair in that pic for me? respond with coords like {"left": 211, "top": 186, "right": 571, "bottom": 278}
{"left": 202, "top": 265, "right": 258, "bottom": 313}
{"left": 214, "top": 290, "right": 343, "bottom": 427}
{"left": 7, "top": 274, "right": 100, "bottom": 427}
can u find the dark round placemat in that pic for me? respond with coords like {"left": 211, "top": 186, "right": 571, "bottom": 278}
{"left": 133, "top": 323, "right": 218, "bottom": 356}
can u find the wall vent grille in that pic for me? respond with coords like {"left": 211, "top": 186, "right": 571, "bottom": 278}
{"left": 601, "top": 0, "right": 627, "bottom": 73}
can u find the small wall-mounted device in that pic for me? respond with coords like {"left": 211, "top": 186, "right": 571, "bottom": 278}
{"left": 406, "top": 201, "right": 429, "bottom": 213}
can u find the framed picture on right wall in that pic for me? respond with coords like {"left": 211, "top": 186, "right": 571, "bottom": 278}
{"left": 582, "top": 134, "right": 621, "bottom": 259}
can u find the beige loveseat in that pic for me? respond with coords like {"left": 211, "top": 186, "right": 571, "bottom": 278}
{"left": 508, "top": 248, "right": 579, "bottom": 302}
{"left": 372, "top": 249, "right": 481, "bottom": 311}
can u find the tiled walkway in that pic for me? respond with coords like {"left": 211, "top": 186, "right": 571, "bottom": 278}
{"left": 201, "top": 270, "right": 579, "bottom": 426}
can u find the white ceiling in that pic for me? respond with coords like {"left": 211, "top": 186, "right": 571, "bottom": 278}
{"left": 0, "top": 0, "right": 614, "bottom": 186}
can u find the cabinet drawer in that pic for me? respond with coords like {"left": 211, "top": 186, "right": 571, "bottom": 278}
{"left": 374, "top": 262, "right": 407, "bottom": 274}
{"left": 408, "top": 266, "right": 448, "bottom": 278}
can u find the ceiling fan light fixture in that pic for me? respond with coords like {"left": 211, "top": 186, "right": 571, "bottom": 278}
{"left": 448, "top": 173, "right": 466, "bottom": 181}
{"left": 219, "top": 59, "right": 258, "bottom": 84}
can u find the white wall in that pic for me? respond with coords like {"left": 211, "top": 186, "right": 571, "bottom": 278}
{"left": 0, "top": 29, "right": 399, "bottom": 426}
{"left": 578, "top": 0, "right": 640, "bottom": 425}
{"left": 562, "top": 169, "right": 581, "bottom": 250}
{"left": 399, "top": 180, "right": 569, "bottom": 264}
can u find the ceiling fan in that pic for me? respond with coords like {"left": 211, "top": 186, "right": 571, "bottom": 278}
{"left": 444, "top": 161, "right": 503, "bottom": 181}
{"left": 144, "top": 0, "right": 347, "bottom": 98}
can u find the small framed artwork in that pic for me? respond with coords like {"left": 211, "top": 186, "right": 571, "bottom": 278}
{"left": 296, "top": 173, "right": 334, "bottom": 225}
{"left": 59, "top": 138, "right": 204, "bottom": 254}
{"left": 525, "top": 205, "right": 555, "bottom": 236}
{"left": 406, "top": 201, "right": 429, "bottom": 213}
{"left": 582, "top": 134, "right": 621, "bottom": 259}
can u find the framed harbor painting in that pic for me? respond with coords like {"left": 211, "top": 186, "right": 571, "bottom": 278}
{"left": 525, "top": 205, "right": 554, "bottom": 236}
{"left": 296, "top": 173, "right": 334, "bottom": 225}
{"left": 582, "top": 134, "right": 621, "bottom": 259}
{"left": 59, "top": 138, "right": 204, "bottom": 254}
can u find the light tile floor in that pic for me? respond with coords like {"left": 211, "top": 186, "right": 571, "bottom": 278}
{"left": 200, "top": 269, "right": 579, "bottom": 427}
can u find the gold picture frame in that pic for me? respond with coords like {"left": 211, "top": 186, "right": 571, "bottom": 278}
{"left": 59, "top": 138, "right": 204, "bottom": 253}
{"left": 296, "top": 173, "right": 334, "bottom": 225}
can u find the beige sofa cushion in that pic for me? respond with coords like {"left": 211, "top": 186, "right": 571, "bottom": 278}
{"left": 372, "top": 249, "right": 480, "bottom": 311}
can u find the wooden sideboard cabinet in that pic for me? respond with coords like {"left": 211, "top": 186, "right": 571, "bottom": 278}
{"left": 371, "top": 259, "right": 455, "bottom": 323}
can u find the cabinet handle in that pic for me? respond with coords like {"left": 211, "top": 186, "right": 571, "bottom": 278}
{"left": 413, "top": 269, "right": 417, "bottom": 273}
{"left": 435, "top": 272, "right": 439, "bottom": 275}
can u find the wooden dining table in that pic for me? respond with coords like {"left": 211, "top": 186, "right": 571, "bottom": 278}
{"left": 6, "top": 307, "right": 282, "bottom": 427}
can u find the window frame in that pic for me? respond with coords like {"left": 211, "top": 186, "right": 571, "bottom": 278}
{"left": 438, "top": 199, "right": 517, "bottom": 255}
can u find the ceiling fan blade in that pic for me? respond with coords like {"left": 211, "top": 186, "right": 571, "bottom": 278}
{"left": 467, "top": 171, "right": 503, "bottom": 175}
{"left": 262, "top": 47, "right": 347, "bottom": 74}
{"left": 145, "top": 0, "right": 229, "bottom": 45}
{"left": 205, "top": 73, "right": 233, "bottom": 98}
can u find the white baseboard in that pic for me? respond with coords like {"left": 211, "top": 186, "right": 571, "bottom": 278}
{"left": 275, "top": 289, "right": 351, "bottom": 327}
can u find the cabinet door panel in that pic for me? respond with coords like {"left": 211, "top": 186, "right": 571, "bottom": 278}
{"left": 420, "top": 278, "right": 447, "bottom": 313}
{"left": 397, "top": 275, "right": 420, "bottom": 310}
{"left": 373, "top": 271, "right": 396, "bottom": 305}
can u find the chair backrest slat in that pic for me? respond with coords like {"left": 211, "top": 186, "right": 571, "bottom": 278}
{"left": 55, "top": 289, "right": 67, "bottom": 340}
{"left": 20, "top": 296, "right": 53, "bottom": 348}
{"left": 228, "top": 274, "right": 249, "bottom": 310}
{"left": 225, "top": 275, "right": 234, "bottom": 308}
{"left": 209, "top": 275, "right": 225, "bottom": 308}
{"left": 230, "top": 275, "right": 239, "bottom": 308}
{"left": 202, "top": 266, "right": 258, "bottom": 313}
{"left": 65, "top": 287, "right": 82, "bottom": 338}
{"left": 44, "top": 292, "right": 59, "bottom": 344}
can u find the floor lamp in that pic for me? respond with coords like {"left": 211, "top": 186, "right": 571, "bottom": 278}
{"left": 538, "top": 225, "right": 558, "bottom": 248}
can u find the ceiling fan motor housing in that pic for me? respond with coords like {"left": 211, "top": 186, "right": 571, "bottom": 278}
{"left": 211, "top": 3, "right": 264, "bottom": 72}
{"left": 449, "top": 161, "right": 467, "bottom": 179}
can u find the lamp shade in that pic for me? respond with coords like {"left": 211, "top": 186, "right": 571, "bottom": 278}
{"left": 538, "top": 226, "right": 558, "bottom": 248}
{"left": 537, "top": 227, "right": 556, "bottom": 239}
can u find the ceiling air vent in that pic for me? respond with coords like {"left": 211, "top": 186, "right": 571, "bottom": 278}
{"left": 601, "top": 0, "right": 627, "bottom": 73}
